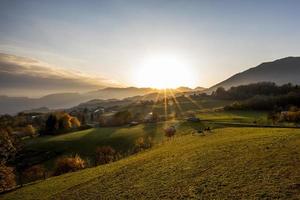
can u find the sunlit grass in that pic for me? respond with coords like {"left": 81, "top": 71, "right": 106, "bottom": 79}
{"left": 4, "top": 127, "right": 300, "bottom": 199}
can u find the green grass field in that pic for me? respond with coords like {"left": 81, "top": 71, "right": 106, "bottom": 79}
{"left": 22, "top": 110, "right": 270, "bottom": 168}
{"left": 124, "top": 96, "right": 233, "bottom": 117}
{"left": 3, "top": 127, "right": 300, "bottom": 199}
{"left": 23, "top": 120, "right": 205, "bottom": 167}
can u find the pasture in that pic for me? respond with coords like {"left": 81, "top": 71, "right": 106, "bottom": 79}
{"left": 4, "top": 127, "right": 300, "bottom": 199}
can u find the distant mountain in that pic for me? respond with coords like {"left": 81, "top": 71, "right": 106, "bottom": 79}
{"left": 22, "top": 107, "right": 51, "bottom": 113}
{"left": 208, "top": 57, "right": 300, "bottom": 93}
{"left": 176, "top": 87, "right": 193, "bottom": 92}
{"left": 86, "top": 87, "right": 157, "bottom": 100}
{"left": 194, "top": 86, "right": 206, "bottom": 91}
{"left": 0, "top": 87, "right": 157, "bottom": 114}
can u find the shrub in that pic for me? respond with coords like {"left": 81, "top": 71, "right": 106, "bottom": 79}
{"left": 23, "top": 164, "right": 46, "bottom": 182}
{"left": 134, "top": 137, "right": 152, "bottom": 153}
{"left": 53, "top": 155, "right": 85, "bottom": 176}
{"left": 24, "top": 125, "right": 37, "bottom": 138}
{"left": 267, "top": 111, "right": 280, "bottom": 125}
{"left": 95, "top": 146, "right": 117, "bottom": 165}
{"left": 165, "top": 126, "right": 176, "bottom": 138}
{"left": 279, "top": 111, "right": 300, "bottom": 123}
{"left": 0, "top": 164, "right": 16, "bottom": 192}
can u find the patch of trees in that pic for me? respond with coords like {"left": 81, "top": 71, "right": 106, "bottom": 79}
{"left": 99, "top": 110, "right": 133, "bottom": 127}
{"left": 95, "top": 146, "right": 119, "bottom": 165}
{"left": 0, "top": 127, "right": 21, "bottom": 192}
{"left": 210, "top": 82, "right": 300, "bottom": 111}
{"left": 133, "top": 137, "right": 153, "bottom": 153}
{"left": 225, "top": 92, "right": 300, "bottom": 111}
{"left": 53, "top": 155, "right": 85, "bottom": 176}
{"left": 213, "top": 82, "right": 300, "bottom": 100}
{"left": 22, "top": 165, "right": 46, "bottom": 183}
{"left": 111, "top": 110, "right": 132, "bottom": 126}
{"left": 44, "top": 112, "right": 81, "bottom": 135}
{"left": 268, "top": 107, "right": 300, "bottom": 124}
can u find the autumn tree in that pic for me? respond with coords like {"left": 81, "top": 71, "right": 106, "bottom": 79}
{"left": 95, "top": 146, "right": 117, "bottom": 165}
{"left": 0, "top": 164, "right": 16, "bottom": 192}
{"left": 45, "top": 113, "right": 81, "bottom": 135}
{"left": 54, "top": 155, "right": 85, "bottom": 176}
{"left": 0, "top": 128, "right": 19, "bottom": 192}
{"left": 24, "top": 125, "right": 37, "bottom": 138}
{"left": 70, "top": 117, "right": 81, "bottom": 128}
{"left": 165, "top": 126, "right": 176, "bottom": 138}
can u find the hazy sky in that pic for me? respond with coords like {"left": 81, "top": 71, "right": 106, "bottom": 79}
{"left": 1, "top": 0, "right": 300, "bottom": 88}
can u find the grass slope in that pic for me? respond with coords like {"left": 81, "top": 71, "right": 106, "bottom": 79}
{"left": 24, "top": 120, "right": 204, "bottom": 167}
{"left": 4, "top": 127, "right": 300, "bottom": 199}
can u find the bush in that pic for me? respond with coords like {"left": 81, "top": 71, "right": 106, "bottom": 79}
{"left": 134, "top": 137, "right": 152, "bottom": 153}
{"left": 0, "top": 164, "right": 16, "bottom": 192}
{"left": 24, "top": 125, "right": 37, "bottom": 138}
{"left": 165, "top": 126, "right": 176, "bottom": 138}
{"left": 53, "top": 155, "right": 85, "bottom": 176}
{"left": 279, "top": 111, "right": 300, "bottom": 123}
{"left": 23, "top": 165, "right": 46, "bottom": 182}
{"left": 95, "top": 146, "right": 117, "bottom": 165}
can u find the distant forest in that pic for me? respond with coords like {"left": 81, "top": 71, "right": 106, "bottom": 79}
{"left": 211, "top": 82, "right": 300, "bottom": 111}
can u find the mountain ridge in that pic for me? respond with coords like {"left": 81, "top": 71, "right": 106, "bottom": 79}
{"left": 207, "top": 56, "right": 300, "bottom": 93}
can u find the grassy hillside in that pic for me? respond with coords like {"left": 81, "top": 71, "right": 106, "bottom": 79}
{"left": 22, "top": 110, "right": 269, "bottom": 168}
{"left": 23, "top": 110, "right": 266, "bottom": 167}
{"left": 23, "top": 120, "right": 204, "bottom": 167}
{"left": 4, "top": 127, "right": 300, "bottom": 199}
{"left": 124, "top": 96, "right": 232, "bottom": 116}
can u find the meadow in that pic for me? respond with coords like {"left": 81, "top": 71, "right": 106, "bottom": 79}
{"left": 3, "top": 127, "right": 300, "bottom": 199}
{"left": 3, "top": 99, "right": 300, "bottom": 199}
{"left": 22, "top": 109, "right": 268, "bottom": 167}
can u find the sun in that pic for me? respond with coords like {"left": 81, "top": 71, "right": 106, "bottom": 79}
{"left": 134, "top": 54, "right": 196, "bottom": 89}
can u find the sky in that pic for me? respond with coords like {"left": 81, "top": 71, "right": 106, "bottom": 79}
{"left": 1, "top": 0, "right": 300, "bottom": 90}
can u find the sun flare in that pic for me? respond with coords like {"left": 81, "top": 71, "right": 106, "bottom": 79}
{"left": 134, "top": 54, "right": 196, "bottom": 89}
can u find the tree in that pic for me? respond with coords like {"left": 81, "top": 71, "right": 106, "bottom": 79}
{"left": 151, "top": 112, "right": 159, "bottom": 122}
{"left": 95, "top": 146, "right": 117, "bottom": 165}
{"left": 268, "top": 111, "right": 280, "bottom": 125}
{"left": 0, "top": 164, "right": 16, "bottom": 192}
{"left": 112, "top": 110, "right": 132, "bottom": 126}
{"left": 164, "top": 126, "right": 176, "bottom": 138}
{"left": 0, "top": 128, "right": 19, "bottom": 192}
{"left": 0, "top": 128, "right": 19, "bottom": 164}
{"left": 54, "top": 155, "right": 85, "bottom": 176}
{"left": 23, "top": 165, "right": 46, "bottom": 182}
{"left": 45, "top": 114, "right": 58, "bottom": 133}
{"left": 58, "top": 113, "right": 72, "bottom": 130}
{"left": 134, "top": 137, "right": 152, "bottom": 153}
{"left": 45, "top": 113, "right": 80, "bottom": 135}
{"left": 70, "top": 117, "right": 81, "bottom": 128}
{"left": 213, "top": 87, "right": 227, "bottom": 98}
{"left": 24, "top": 125, "right": 37, "bottom": 138}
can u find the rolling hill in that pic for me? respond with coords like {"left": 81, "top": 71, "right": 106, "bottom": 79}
{"left": 0, "top": 87, "right": 156, "bottom": 114}
{"left": 3, "top": 127, "right": 300, "bottom": 199}
{"left": 208, "top": 57, "right": 300, "bottom": 92}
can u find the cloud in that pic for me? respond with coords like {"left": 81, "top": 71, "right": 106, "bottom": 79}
{"left": 0, "top": 53, "right": 121, "bottom": 97}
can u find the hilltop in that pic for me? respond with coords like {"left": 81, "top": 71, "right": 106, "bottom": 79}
{"left": 208, "top": 57, "right": 300, "bottom": 92}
